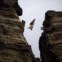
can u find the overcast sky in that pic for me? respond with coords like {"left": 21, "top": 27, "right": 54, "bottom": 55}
{"left": 18, "top": 0, "right": 62, "bottom": 58}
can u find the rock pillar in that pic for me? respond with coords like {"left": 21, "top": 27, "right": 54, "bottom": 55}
{"left": 39, "top": 11, "right": 62, "bottom": 62}
{"left": 0, "top": 0, "right": 35, "bottom": 62}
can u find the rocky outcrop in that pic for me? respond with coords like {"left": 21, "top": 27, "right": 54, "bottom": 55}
{"left": 39, "top": 11, "right": 62, "bottom": 62}
{"left": 0, "top": 0, "right": 22, "bottom": 16}
{"left": 0, "top": 0, "right": 35, "bottom": 62}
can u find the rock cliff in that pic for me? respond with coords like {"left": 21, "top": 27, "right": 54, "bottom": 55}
{"left": 39, "top": 11, "right": 62, "bottom": 62}
{"left": 0, "top": 0, "right": 35, "bottom": 62}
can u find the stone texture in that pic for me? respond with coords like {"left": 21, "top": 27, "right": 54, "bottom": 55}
{"left": 0, "top": 0, "right": 35, "bottom": 62}
{"left": 39, "top": 10, "right": 62, "bottom": 62}
{"left": 0, "top": 0, "right": 22, "bottom": 16}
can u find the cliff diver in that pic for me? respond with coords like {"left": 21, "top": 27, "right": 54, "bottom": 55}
{"left": 28, "top": 19, "right": 35, "bottom": 30}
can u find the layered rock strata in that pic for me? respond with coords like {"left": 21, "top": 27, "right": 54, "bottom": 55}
{"left": 0, "top": 0, "right": 35, "bottom": 62}
{"left": 39, "top": 11, "right": 62, "bottom": 62}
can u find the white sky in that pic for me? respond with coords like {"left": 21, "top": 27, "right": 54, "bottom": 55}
{"left": 18, "top": 0, "right": 62, "bottom": 58}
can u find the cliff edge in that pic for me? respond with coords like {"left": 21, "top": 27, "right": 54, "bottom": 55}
{"left": 39, "top": 10, "right": 62, "bottom": 62}
{"left": 0, "top": 0, "right": 35, "bottom": 62}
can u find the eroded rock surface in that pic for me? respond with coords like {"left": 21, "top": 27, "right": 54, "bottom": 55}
{"left": 39, "top": 11, "right": 62, "bottom": 62}
{"left": 0, "top": 0, "right": 35, "bottom": 62}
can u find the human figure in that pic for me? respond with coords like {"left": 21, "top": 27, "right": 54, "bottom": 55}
{"left": 28, "top": 19, "right": 35, "bottom": 30}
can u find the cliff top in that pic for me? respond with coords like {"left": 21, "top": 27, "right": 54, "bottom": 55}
{"left": 0, "top": 0, "right": 22, "bottom": 16}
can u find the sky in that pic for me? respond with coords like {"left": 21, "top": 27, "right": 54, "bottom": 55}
{"left": 18, "top": 0, "right": 62, "bottom": 58}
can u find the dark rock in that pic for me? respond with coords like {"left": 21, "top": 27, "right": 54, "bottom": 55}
{"left": 0, "top": 0, "right": 36, "bottom": 62}
{"left": 39, "top": 10, "right": 62, "bottom": 62}
{"left": 35, "top": 58, "right": 40, "bottom": 62}
{"left": 0, "top": 0, "right": 22, "bottom": 16}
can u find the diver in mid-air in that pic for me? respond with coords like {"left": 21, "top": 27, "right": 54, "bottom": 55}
{"left": 28, "top": 19, "right": 35, "bottom": 30}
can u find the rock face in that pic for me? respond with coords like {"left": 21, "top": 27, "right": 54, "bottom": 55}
{"left": 0, "top": 0, "right": 22, "bottom": 16}
{"left": 0, "top": 0, "right": 35, "bottom": 62}
{"left": 39, "top": 11, "right": 62, "bottom": 62}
